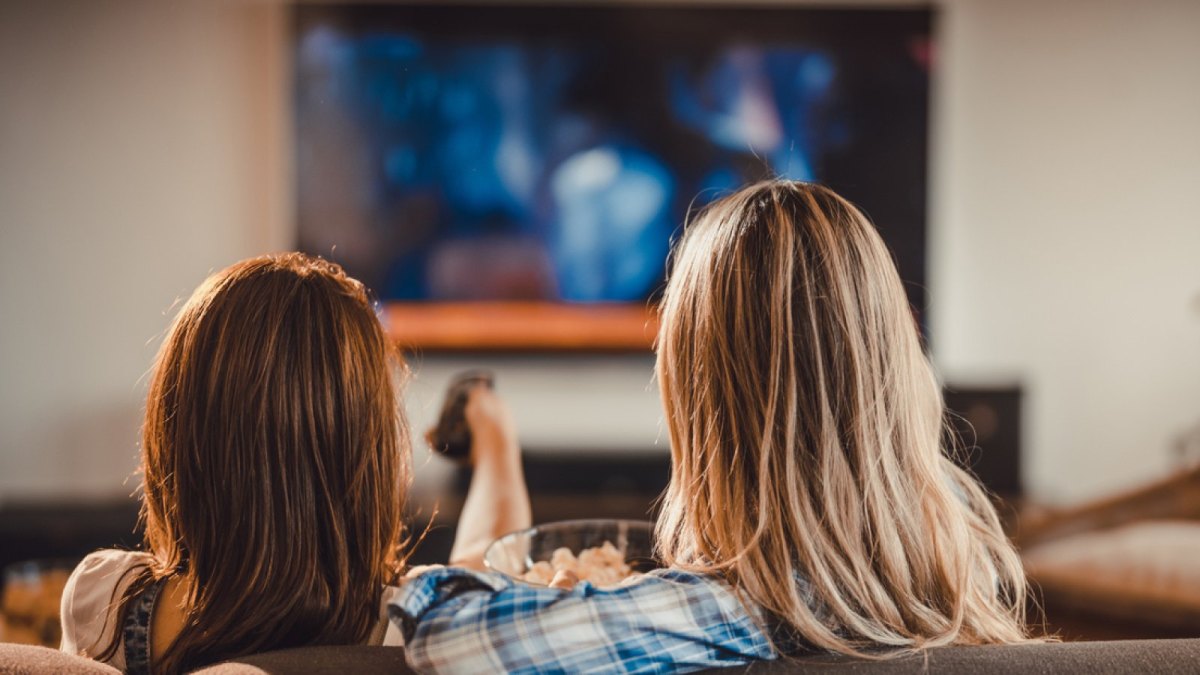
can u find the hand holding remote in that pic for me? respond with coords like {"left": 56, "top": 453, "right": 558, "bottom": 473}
{"left": 463, "top": 385, "right": 518, "bottom": 462}
{"left": 439, "top": 370, "right": 531, "bottom": 570}
{"left": 427, "top": 370, "right": 494, "bottom": 462}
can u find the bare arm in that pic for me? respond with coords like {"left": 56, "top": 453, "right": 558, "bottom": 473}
{"left": 447, "top": 386, "right": 532, "bottom": 570}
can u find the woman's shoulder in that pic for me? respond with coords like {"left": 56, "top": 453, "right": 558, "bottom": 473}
{"left": 64, "top": 550, "right": 154, "bottom": 604}
{"left": 390, "top": 565, "right": 776, "bottom": 672}
{"left": 71, "top": 549, "right": 152, "bottom": 575}
{"left": 394, "top": 564, "right": 763, "bottom": 635}
{"left": 60, "top": 549, "right": 153, "bottom": 661}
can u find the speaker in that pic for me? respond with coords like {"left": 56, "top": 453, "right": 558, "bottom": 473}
{"left": 943, "top": 386, "right": 1022, "bottom": 498}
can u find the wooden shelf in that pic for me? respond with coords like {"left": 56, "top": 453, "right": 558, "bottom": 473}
{"left": 381, "top": 301, "right": 659, "bottom": 352}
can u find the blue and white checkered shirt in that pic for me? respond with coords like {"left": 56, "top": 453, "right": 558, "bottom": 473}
{"left": 389, "top": 566, "right": 777, "bottom": 674}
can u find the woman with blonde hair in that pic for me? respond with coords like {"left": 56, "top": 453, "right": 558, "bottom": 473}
{"left": 394, "top": 180, "right": 1033, "bottom": 672}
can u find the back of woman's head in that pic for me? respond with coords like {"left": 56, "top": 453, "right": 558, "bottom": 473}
{"left": 139, "top": 252, "right": 408, "bottom": 670}
{"left": 655, "top": 181, "right": 1029, "bottom": 654}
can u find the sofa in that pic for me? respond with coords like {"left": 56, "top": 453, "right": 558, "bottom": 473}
{"left": 4, "top": 640, "right": 1200, "bottom": 674}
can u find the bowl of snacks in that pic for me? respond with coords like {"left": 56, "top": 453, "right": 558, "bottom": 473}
{"left": 485, "top": 519, "right": 658, "bottom": 587}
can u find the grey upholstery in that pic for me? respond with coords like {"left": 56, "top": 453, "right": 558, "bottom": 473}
{"left": 4, "top": 639, "right": 1200, "bottom": 674}
{"left": 196, "top": 646, "right": 416, "bottom": 674}
{"left": 700, "top": 638, "right": 1200, "bottom": 674}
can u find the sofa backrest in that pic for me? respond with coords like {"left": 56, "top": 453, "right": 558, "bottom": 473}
{"left": 706, "top": 638, "right": 1200, "bottom": 674}
{"left": 195, "top": 645, "right": 416, "bottom": 674}
{"left": 4, "top": 638, "right": 1199, "bottom": 673}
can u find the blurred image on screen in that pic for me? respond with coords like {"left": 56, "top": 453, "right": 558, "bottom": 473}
{"left": 295, "top": 6, "right": 930, "bottom": 307}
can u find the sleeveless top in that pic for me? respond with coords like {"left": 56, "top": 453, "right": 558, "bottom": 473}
{"left": 60, "top": 549, "right": 404, "bottom": 671}
{"left": 121, "top": 576, "right": 166, "bottom": 675}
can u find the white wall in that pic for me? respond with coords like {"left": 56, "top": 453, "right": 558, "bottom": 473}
{"left": 1, "top": 0, "right": 1197, "bottom": 506}
{"left": 0, "top": 0, "right": 289, "bottom": 500}
{"left": 931, "top": 0, "right": 1200, "bottom": 503}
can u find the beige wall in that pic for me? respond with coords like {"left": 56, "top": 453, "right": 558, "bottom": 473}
{"left": 0, "top": 0, "right": 289, "bottom": 500}
{"left": 1, "top": 0, "right": 1197, "bottom": 505}
{"left": 931, "top": 0, "right": 1200, "bottom": 502}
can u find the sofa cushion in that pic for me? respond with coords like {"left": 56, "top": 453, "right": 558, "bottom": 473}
{"left": 1023, "top": 520, "right": 1200, "bottom": 629}
{"left": 0, "top": 643, "right": 119, "bottom": 674}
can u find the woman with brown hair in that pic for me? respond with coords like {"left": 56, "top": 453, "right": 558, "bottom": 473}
{"left": 58, "top": 253, "right": 530, "bottom": 672}
{"left": 393, "top": 181, "right": 1036, "bottom": 672}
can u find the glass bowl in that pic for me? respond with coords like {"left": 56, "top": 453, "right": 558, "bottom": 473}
{"left": 484, "top": 519, "right": 658, "bottom": 586}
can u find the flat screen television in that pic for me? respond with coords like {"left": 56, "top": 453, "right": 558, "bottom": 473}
{"left": 294, "top": 4, "right": 931, "bottom": 350}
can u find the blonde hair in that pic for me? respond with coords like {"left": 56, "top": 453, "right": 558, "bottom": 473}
{"left": 654, "top": 181, "right": 1031, "bottom": 655}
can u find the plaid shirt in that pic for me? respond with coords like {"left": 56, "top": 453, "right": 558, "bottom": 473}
{"left": 389, "top": 566, "right": 777, "bottom": 674}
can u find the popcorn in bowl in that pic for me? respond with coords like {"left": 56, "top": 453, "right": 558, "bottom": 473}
{"left": 485, "top": 519, "right": 656, "bottom": 589}
{"left": 521, "top": 541, "right": 633, "bottom": 587}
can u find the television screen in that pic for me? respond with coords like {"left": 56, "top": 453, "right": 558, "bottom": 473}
{"left": 294, "top": 4, "right": 930, "bottom": 345}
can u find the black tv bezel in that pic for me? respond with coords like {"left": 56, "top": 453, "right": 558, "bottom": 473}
{"left": 292, "top": 3, "right": 933, "bottom": 351}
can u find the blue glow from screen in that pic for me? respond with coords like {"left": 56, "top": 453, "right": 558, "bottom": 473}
{"left": 296, "top": 28, "right": 845, "bottom": 302}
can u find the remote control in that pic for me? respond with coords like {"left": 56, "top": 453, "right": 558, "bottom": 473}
{"left": 428, "top": 370, "right": 495, "bottom": 461}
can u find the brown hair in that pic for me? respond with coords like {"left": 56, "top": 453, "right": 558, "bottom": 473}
{"left": 655, "top": 181, "right": 1032, "bottom": 655}
{"left": 101, "top": 253, "right": 409, "bottom": 672}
